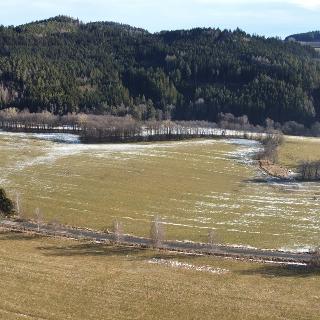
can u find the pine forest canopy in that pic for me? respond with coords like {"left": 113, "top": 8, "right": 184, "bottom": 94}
{"left": 1, "top": 16, "right": 320, "bottom": 126}
{"left": 286, "top": 31, "right": 320, "bottom": 42}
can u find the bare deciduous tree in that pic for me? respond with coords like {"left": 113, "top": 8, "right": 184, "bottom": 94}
{"left": 50, "top": 218, "right": 61, "bottom": 236}
{"left": 256, "top": 133, "right": 284, "bottom": 163}
{"left": 208, "top": 228, "right": 221, "bottom": 253}
{"left": 208, "top": 229, "right": 216, "bottom": 248}
{"left": 112, "top": 219, "right": 124, "bottom": 243}
{"left": 310, "top": 247, "right": 320, "bottom": 268}
{"left": 35, "top": 208, "right": 43, "bottom": 232}
{"left": 150, "top": 215, "right": 165, "bottom": 248}
{"left": 298, "top": 161, "right": 320, "bottom": 181}
{"left": 15, "top": 191, "right": 22, "bottom": 218}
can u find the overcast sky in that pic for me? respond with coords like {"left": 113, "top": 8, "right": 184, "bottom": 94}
{"left": 0, "top": 0, "right": 319, "bottom": 38}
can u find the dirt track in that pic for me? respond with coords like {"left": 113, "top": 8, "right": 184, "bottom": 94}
{"left": 0, "top": 219, "right": 313, "bottom": 265}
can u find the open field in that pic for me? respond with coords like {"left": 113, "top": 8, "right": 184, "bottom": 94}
{"left": 279, "top": 135, "right": 320, "bottom": 168}
{"left": 0, "top": 231, "right": 319, "bottom": 320}
{"left": 1, "top": 131, "right": 320, "bottom": 250}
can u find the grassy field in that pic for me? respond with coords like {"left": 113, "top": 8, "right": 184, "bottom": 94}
{"left": 1, "top": 133, "right": 320, "bottom": 319}
{"left": 279, "top": 135, "right": 320, "bottom": 168}
{"left": 1, "top": 131, "right": 320, "bottom": 250}
{"left": 0, "top": 230, "right": 319, "bottom": 320}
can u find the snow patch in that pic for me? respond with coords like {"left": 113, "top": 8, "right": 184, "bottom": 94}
{"left": 279, "top": 245, "right": 315, "bottom": 253}
{"left": 30, "top": 133, "right": 80, "bottom": 144}
{"left": 148, "top": 258, "right": 229, "bottom": 274}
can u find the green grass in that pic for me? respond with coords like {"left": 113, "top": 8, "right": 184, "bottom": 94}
{"left": 1, "top": 133, "right": 320, "bottom": 319}
{"left": 0, "top": 231, "right": 319, "bottom": 320}
{"left": 279, "top": 136, "right": 320, "bottom": 169}
{"left": 1, "top": 132, "right": 320, "bottom": 249}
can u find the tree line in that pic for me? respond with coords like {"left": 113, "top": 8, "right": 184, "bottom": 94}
{"left": 286, "top": 31, "right": 320, "bottom": 42}
{"left": 298, "top": 161, "right": 320, "bottom": 181}
{"left": 0, "top": 108, "right": 280, "bottom": 142}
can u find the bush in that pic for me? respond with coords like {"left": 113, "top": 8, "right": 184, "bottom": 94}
{"left": 298, "top": 161, "right": 320, "bottom": 181}
{"left": 256, "top": 133, "right": 284, "bottom": 163}
{"left": 150, "top": 215, "right": 165, "bottom": 248}
{"left": 310, "top": 247, "right": 320, "bottom": 268}
{"left": 281, "top": 121, "right": 307, "bottom": 136}
{"left": 0, "top": 188, "right": 15, "bottom": 216}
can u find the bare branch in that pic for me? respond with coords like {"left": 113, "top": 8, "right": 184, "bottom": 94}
{"left": 35, "top": 208, "right": 43, "bottom": 232}
{"left": 112, "top": 219, "right": 124, "bottom": 243}
{"left": 310, "top": 247, "right": 320, "bottom": 268}
{"left": 150, "top": 215, "right": 165, "bottom": 248}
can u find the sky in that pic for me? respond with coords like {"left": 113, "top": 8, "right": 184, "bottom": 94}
{"left": 0, "top": 0, "right": 319, "bottom": 38}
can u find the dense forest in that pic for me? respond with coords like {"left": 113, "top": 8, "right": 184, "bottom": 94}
{"left": 286, "top": 31, "right": 320, "bottom": 42}
{"left": 1, "top": 16, "right": 320, "bottom": 127}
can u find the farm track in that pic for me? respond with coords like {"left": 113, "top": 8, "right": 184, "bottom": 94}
{"left": 0, "top": 219, "right": 312, "bottom": 264}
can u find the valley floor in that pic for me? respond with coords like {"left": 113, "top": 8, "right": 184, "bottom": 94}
{"left": 0, "top": 132, "right": 320, "bottom": 319}
{"left": 1, "top": 131, "right": 319, "bottom": 250}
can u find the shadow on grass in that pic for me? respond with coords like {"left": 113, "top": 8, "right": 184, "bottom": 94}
{"left": 37, "top": 243, "right": 146, "bottom": 257}
{"left": 242, "top": 177, "right": 298, "bottom": 186}
{"left": 0, "top": 230, "right": 44, "bottom": 241}
{"left": 238, "top": 264, "right": 320, "bottom": 278}
{"left": 36, "top": 242, "right": 196, "bottom": 261}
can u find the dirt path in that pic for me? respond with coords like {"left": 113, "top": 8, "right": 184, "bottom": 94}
{"left": 0, "top": 219, "right": 312, "bottom": 264}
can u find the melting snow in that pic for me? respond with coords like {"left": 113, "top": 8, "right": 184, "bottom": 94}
{"left": 148, "top": 258, "right": 229, "bottom": 274}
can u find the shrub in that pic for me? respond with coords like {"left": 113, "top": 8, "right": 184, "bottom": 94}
{"left": 0, "top": 188, "right": 14, "bottom": 216}
{"left": 298, "top": 161, "right": 320, "bottom": 181}
{"left": 255, "top": 133, "right": 284, "bottom": 163}
{"left": 310, "top": 247, "right": 320, "bottom": 268}
{"left": 112, "top": 219, "right": 124, "bottom": 243}
{"left": 150, "top": 215, "right": 165, "bottom": 248}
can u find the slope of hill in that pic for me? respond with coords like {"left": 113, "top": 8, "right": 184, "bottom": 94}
{"left": 286, "top": 31, "right": 320, "bottom": 54}
{"left": 1, "top": 16, "right": 320, "bottom": 125}
{"left": 286, "top": 31, "right": 320, "bottom": 42}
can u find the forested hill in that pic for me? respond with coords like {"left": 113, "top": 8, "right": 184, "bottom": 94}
{"left": 286, "top": 31, "right": 320, "bottom": 42}
{"left": 1, "top": 16, "right": 320, "bottom": 126}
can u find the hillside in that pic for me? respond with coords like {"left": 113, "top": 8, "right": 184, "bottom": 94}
{"left": 286, "top": 31, "right": 320, "bottom": 42}
{"left": 1, "top": 16, "right": 320, "bottom": 125}
{"left": 286, "top": 31, "right": 320, "bottom": 55}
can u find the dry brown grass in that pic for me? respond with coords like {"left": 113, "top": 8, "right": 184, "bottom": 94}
{"left": 278, "top": 136, "right": 320, "bottom": 169}
{"left": 0, "top": 231, "right": 319, "bottom": 320}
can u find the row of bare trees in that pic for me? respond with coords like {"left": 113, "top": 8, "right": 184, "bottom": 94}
{"left": 0, "top": 108, "right": 271, "bottom": 142}
{"left": 0, "top": 108, "right": 222, "bottom": 141}
{"left": 111, "top": 216, "right": 217, "bottom": 250}
{"left": 4, "top": 193, "right": 320, "bottom": 268}
{"left": 111, "top": 217, "right": 320, "bottom": 267}
{"left": 80, "top": 116, "right": 228, "bottom": 142}
{"left": 3, "top": 108, "right": 320, "bottom": 141}
{"left": 298, "top": 161, "right": 320, "bottom": 181}
{"left": 80, "top": 114, "right": 272, "bottom": 143}
{"left": 110, "top": 216, "right": 166, "bottom": 248}
{"left": 0, "top": 108, "right": 83, "bottom": 132}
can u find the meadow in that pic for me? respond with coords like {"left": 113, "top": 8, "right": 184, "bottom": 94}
{"left": 0, "top": 231, "right": 319, "bottom": 320}
{"left": 0, "top": 131, "right": 320, "bottom": 250}
{"left": 278, "top": 135, "right": 320, "bottom": 168}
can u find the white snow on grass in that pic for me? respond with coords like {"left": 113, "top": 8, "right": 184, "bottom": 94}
{"left": 285, "top": 135, "right": 320, "bottom": 143}
{"left": 2, "top": 132, "right": 263, "bottom": 178}
{"left": 148, "top": 258, "right": 229, "bottom": 274}
{"left": 279, "top": 245, "right": 315, "bottom": 253}
{"left": 1, "top": 131, "right": 320, "bottom": 250}
{"left": 30, "top": 133, "right": 80, "bottom": 144}
{"left": 4, "top": 135, "right": 241, "bottom": 173}
{"left": 228, "top": 145, "right": 261, "bottom": 162}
